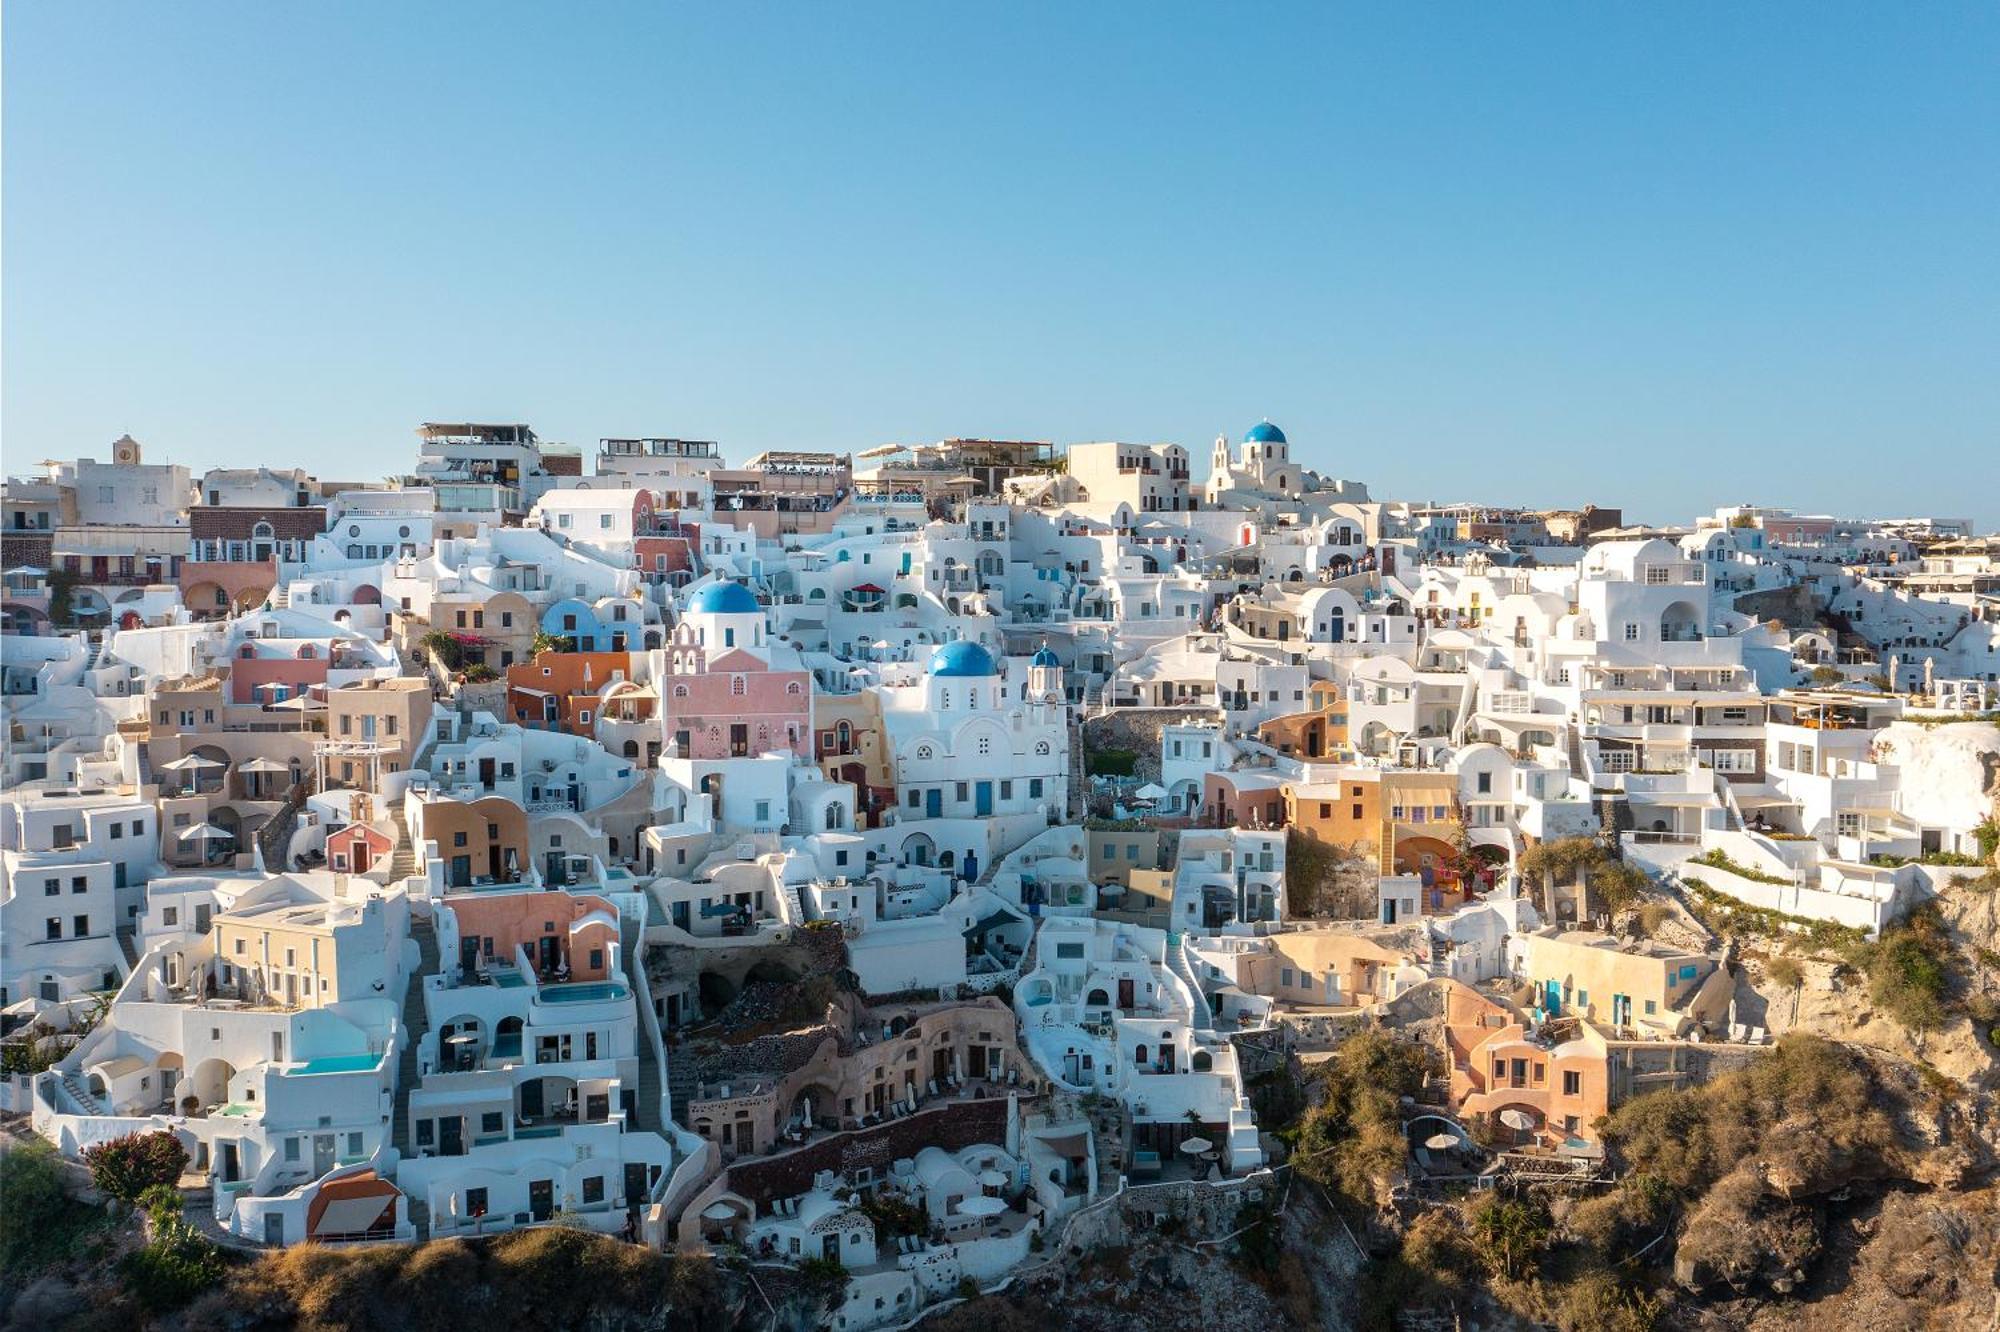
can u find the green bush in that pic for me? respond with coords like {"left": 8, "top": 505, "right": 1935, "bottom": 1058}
{"left": 83, "top": 1129, "right": 189, "bottom": 1203}
{"left": 123, "top": 1211, "right": 226, "bottom": 1310}
{"left": 1084, "top": 748, "right": 1137, "bottom": 777}
{"left": 1687, "top": 848, "right": 1791, "bottom": 885}
{"left": 1847, "top": 902, "right": 1960, "bottom": 1033}
{"left": 1292, "top": 1030, "right": 1437, "bottom": 1205}
{"left": 0, "top": 1138, "right": 109, "bottom": 1277}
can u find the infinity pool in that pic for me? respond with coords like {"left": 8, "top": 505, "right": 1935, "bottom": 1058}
{"left": 289, "top": 1053, "right": 379, "bottom": 1075}
{"left": 539, "top": 981, "right": 627, "bottom": 1003}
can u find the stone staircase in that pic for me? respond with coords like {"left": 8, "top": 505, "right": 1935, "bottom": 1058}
{"left": 58, "top": 1071, "right": 105, "bottom": 1115}
{"left": 116, "top": 925, "right": 140, "bottom": 971}
{"left": 80, "top": 634, "right": 104, "bottom": 674}
{"left": 1169, "top": 936, "right": 1213, "bottom": 1033}
{"left": 620, "top": 917, "right": 666, "bottom": 1136}
{"left": 390, "top": 916, "right": 438, "bottom": 1160}
{"left": 387, "top": 805, "right": 421, "bottom": 882}
{"left": 1067, "top": 708, "right": 1087, "bottom": 819}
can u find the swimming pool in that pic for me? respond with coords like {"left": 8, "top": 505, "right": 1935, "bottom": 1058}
{"left": 539, "top": 981, "right": 628, "bottom": 1004}
{"left": 289, "top": 1053, "right": 380, "bottom": 1076}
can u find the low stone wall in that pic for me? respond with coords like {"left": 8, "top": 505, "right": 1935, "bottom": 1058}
{"left": 684, "top": 1027, "right": 838, "bottom": 1086}
{"left": 1059, "top": 1172, "right": 1280, "bottom": 1252}
{"left": 721, "top": 1098, "right": 1012, "bottom": 1209}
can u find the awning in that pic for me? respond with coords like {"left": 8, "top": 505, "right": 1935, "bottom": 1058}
{"left": 1037, "top": 1132, "right": 1089, "bottom": 1157}
{"left": 1627, "top": 792, "right": 1713, "bottom": 808}
{"left": 962, "top": 909, "right": 1019, "bottom": 939}
{"left": 511, "top": 686, "right": 552, "bottom": 698}
{"left": 1733, "top": 794, "right": 1795, "bottom": 809}
{"left": 236, "top": 757, "right": 291, "bottom": 774}
{"left": 313, "top": 1194, "right": 395, "bottom": 1236}
{"left": 177, "top": 822, "right": 232, "bottom": 840}
{"left": 161, "top": 753, "right": 223, "bottom": 771}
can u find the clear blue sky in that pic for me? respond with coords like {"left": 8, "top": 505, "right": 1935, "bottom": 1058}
{"left": 6, "top": 3, "right": 1997, "bottom": 526}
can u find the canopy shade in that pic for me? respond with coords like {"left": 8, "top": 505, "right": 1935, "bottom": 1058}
{"left": 313, "top": 1194, "right": 395, "bottom": 1236}
{"left": 1178, "top": 1137, "right": 1213, "bottom": 1155}
{"left": 1498, "top": 1109, "right": 1537, "bottom": 1131}
{"left": 235, "top": 756, "right": 291, "bottom": 774}
{"left": 161, "top": 753, "right": 224, "bottom": 771}
{"left": 177, "top": 823, "right": 233, "bottom": 840}
{"left": 956, "top": 1195, "right": 1007, "bottom": 1217}
{"left": 1425, "top": 1133, "right": 1461, "bottom": 1151}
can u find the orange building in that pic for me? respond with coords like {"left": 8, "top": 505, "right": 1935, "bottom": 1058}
{"left": 440, "top": 888, "right": 620, "bottom": 981}
{"left": 1255, "top": 681, "right": 1350, "bottom": 760}
{"left": 504, "top": 649, "right": 640, "bottom": 735}
{"left": 1285, "top": 768, "right": 1461, "bottom": 880}
{"left": 414, "top": 794, "right": 531, "bottom": 889}
{"left": 1441, "top": 983, "right": 1610, "bottom": 1149}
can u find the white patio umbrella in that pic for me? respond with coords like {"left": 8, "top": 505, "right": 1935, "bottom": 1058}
{"left": 956, "top": 1195, "right": 1007, "bottom": 1217}
{"left": 236, "top": 756, "right": 290, "bottom": 774}
{"left": 1498, "top": 1109, "right": 1536, "bottom": 1132}
{"left": 1131, "top": 782, "right": 1169, "bottom": 803}
{"left": 1425, "top": 1132, "right": 1461, "bottom": 1151}
{"left": 161, "top": 753, "right": 223, "bottom": 771}
{"left": 977, "top": 1169, "right": 1009, "bottom": 1189}
{"left": 1178, "top": 1137, "right": 1213, "bottom": 1156}
{"left": 176, "top": 823, "right": 233, "bottom": 841}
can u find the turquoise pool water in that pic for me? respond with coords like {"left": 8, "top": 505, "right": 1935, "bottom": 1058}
{"left": 492, "top": 971, "right": 528, "bottom": 989}
{"left": 540, "top": 981, "right": 626, "bottom": 1003}
{"left": 289, "top": 1053, "right": 378, "bottom": 1075}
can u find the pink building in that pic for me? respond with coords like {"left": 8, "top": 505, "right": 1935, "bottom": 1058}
{"left": 228, "top": 641, "right": 331, "bottom": 705}
{"left": 660, "top": 647, "right": 811, "bottom": 760}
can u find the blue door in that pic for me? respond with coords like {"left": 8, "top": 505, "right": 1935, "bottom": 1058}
{"left": 925, "top": 789, "right": 942, "bottom": 818}
{"left": 975, "top": 782, "right": 993, "bottom": 816}
{"left": 1543, "top": 980, "right": 1562, "bottom": 1015}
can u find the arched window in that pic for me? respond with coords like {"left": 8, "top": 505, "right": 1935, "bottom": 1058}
{"left": 836, "top": 721, "right": 852, "bottom": 749}
{"left": 1134, "top": 1044, "right": 1148, "bottom": 1066}
{"left": 914, "top": 745, "right": 933, "bottom": 761}
{"left": 785, "top": 681, "right": 802, "bottom": 695}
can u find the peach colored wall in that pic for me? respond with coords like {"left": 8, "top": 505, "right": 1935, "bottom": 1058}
{"left": 444, "top": 890, "right": 618, "bottom": 980}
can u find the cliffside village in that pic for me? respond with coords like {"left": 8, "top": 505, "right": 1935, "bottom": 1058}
{"left": 3, "top": 423, "right": 1996, "bottom": 1328}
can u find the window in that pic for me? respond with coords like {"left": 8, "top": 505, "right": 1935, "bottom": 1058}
{"left": 109, "top": 821, "right": 124, "bottom": 840}
{"left": 163, "top": 907, "right": 179, "bottom": 927}
{"left": 481, "top": 1112, "right": 504, "bottom": 1134}
{"left": 1624, "top": 623, "right": 1641, "bottom": 641}
{"left": 466, "top": 1187, "right": 488, "bottom": 1217}
{"left": 285, "top": 1138, "right": 301, "bottom": 1162}
{"left": 43, "top": 878, "right": 59, "bottom": 896}
{"left": 46, "top": 918, "right": 61, "bottom": 940}
{"left": 582, "top": 1176, "right": 604, "bottom": 1204}
{"left": 1563, "top": 1070, "right": 1582, "bottom": 1096}
{"left": 73, "top": 915, "right": 89, "bottom": 937}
